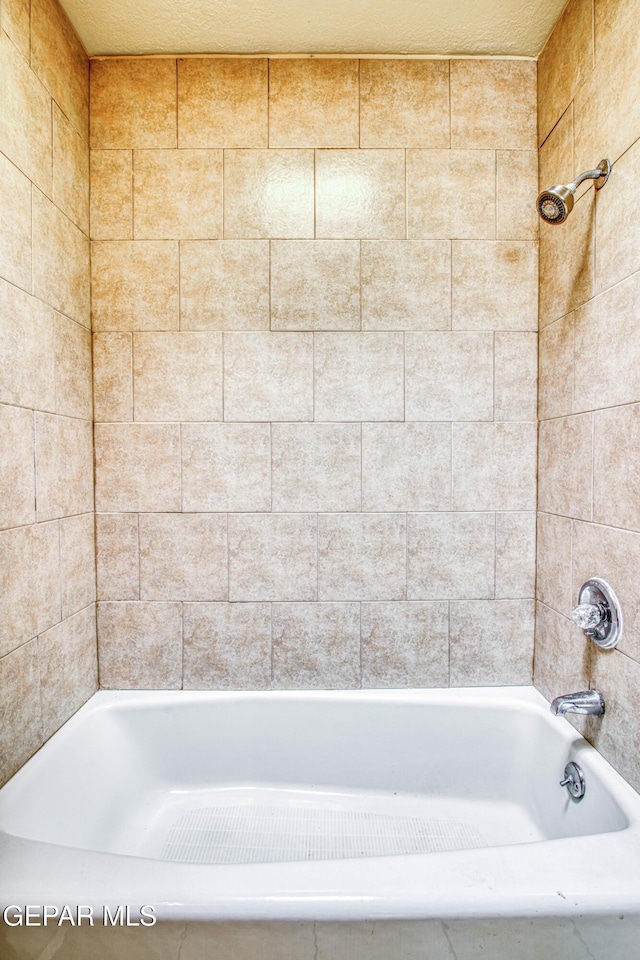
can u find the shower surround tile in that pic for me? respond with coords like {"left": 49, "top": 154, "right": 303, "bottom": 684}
{"left": 360, "top": 240, "right": 451, "bottom": 331}
{"left": 91, "top": 240, "right": 179, "bottom": 331}
{"left": 450, "top": 600, "right": 534, "bottom": 685}
{"left": 228, "top": 514, "right": 317, "bottom": 602}
{"left": 407, "top": 149, "right": 496, "bottom": 241}
{"left": 133, "top": 149, "right": 223, "bottom": 240}
{"left": 314, "top": 332, "right": 404, "bottom": 421}
{"left": 54, "top": 314, "right": 92, "bottom": 420}
{"left": 97, "top": 601, "right": 182, "bottom": 689}
{"left": 30, "top": 0, "right": 89, "bottom": 139}
{"left": 183, "top": 602, "right": 271, "bottom": 689}
{"left": 405, "top": 331, "right": 493, "bottom": 421}
{"left": 90, "top": 58, "right": 177, "bottom": 148}
{"left": 96, "top": 514, "right": 139, "bottom": 601}
{"left": 178, "top": 58, "right": 268, "bottom": 148}
{"left": 272, "top": 602, "right": 360, "bottom": 689}
{"left": 0, "top": 522, "right": 60, "bottom": 657}
{"left": 452, "top": 422, "right": 537, "bottom": 512}
{"left": 0, "top": 280, "right": 56, "bottom": 411}
{"left": 407, "top": 512, "right": 495, "bottom": 601}
{"left": 35, "top": 414, "right": 94, "bottom": 521}
{"left": 223, "top": 149, "right": 314, "bottom": 239}
{"left": 38, "top": 606, "right": 97, "bottom": 739}
{"left": 94, "top": 423, "right": 181, "bottom": 513}
{"left": 223, "top": 332, "right": 313, "bottom": 421}
{"left": 269, "top": 59, "right": 358, "bottom": 148}
{"left": 361, "top": 601, "right": 449, "bottom": 687}
{"left": 272, "top": 423, "right": 361, "bottom": 513}
{"left": 0, "top": 640, "right": 42, "bottom": 785}
{"left": 182, "top": 423, "right": 271, "bottom": 512}
{"left": 180, "top": 240, "right": 270, "bottom": 331}
{"left": 0, "top": 152, "right": 31, "bottom": 292}
{"left": 90, "top": 150, "right": 133, "bottom": 240}
{"left": 0, "top": 404, "right": 35, "bottom": 530}
{"left": 133, "top": 331, "right": 223, "bottom": 422}
{"left": 315, "top": 150, "right": 406, "bottom": 240}
{"left": 317, "top": 513, "right": 406, "bottom": 601}
{"left": 451, "top": 240, "right": 538, "bottom": 331}
{"left": 60, "top": 513, "right": 96, "bottom": 618}
{"left": 53, "top": 105, "right": 90, "bottom": 235}
{"left": 537, "top": 0, "right": 593, "bottom": 146}
{"left": 32, "top": 188, "right": 90, "bottom": 326}
{"left": 139, "top": 513, "right": 228, "bottom": 601}
{"left": 270, "top": 241, "right": 361, "bottom": 331}
{"left": 450, "top": 59, "right": 537, "bottom": 150}
{"left": 93, "top": 333, "right": 133, "bottom": 422}
{"left": 359, "top": 60, "right": 450, "bottom": 149}
{"left": 362, "top": 422, "right": 451, "bottom": 512}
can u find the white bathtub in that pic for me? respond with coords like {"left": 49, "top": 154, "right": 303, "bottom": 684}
{"left": 1, "top": 686, "right": 640, "bottom": 959}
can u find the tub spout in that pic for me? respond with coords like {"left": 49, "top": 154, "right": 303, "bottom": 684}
{"left": 550, "top": 690, "right": 605, "bottom": 717}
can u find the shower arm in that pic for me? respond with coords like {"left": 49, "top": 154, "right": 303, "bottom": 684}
{"left": 567, "top": 162, "right": 611, "bottom": 193}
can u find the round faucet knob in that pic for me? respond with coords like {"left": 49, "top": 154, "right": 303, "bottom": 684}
{"left": 571, "top": 602, "right": 605, "bottom": 631}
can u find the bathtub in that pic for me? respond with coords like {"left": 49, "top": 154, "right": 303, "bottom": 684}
{"left": 1, "top": 686, "right": 640, "bottom": 959}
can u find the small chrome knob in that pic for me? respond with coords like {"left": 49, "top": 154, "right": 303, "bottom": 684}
{"left": 560, "top": 761, "right": 586, "bottom": 801}
{"left": 571, "top": 602, "right": 606, "bottom": 633}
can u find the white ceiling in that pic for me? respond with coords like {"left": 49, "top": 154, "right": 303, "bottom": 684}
{"left": 61, "top": 0, "right": 566, "bottom": 58}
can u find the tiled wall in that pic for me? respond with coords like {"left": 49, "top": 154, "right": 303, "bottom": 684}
{"left": 535, "top": 0, "right": 640, "bottom": 790}
{"left": 0, "top": 0, "right": 96, "bottom": 786}
{"left": 90, "top": 56, "right": 539, "bottom": 691}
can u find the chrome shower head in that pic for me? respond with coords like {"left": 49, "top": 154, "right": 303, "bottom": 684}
{"left": 536, "top": 159, "right": 611, "bottom": 225}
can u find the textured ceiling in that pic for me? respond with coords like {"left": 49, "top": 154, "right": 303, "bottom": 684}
{"left": 61, "top": 0, "right": 565, "bottom": 58}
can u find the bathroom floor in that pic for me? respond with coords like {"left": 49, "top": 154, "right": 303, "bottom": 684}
{"left": 112, "top": 786, "right": 544, "bottom": 864}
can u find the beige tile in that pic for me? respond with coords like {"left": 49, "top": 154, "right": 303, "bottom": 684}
{"left": 183, "top": 602, "right": 271, "bottom": 689}
{"left": 361, "top": 601, "right": 449, "bottom": 688}
{"left": 223, "top": 149, "right": 314, "bottom": 239}
{"left": 537, "top": 0, "right": 594, "bottom": 145}
{"left": 452, "top": 241, "right": 538, "bottom": 331}
{"left": 97, "top": 601, "right": 182, "bottom": 688}
{"left": 180, "top": 241, "right": 269, "bottom": 330}
{"left": 450, "top": 599, "right": 534, "bottom": 685}
{"left": 587, "top": 647, "right": 640, "bottom": 793}
{"left": 361, "top": 240, "right": 451, "bottom": 331}
{"left": 90, "top": 58, "right": 177, "bottom": 149}
{"left": 272, "top": 422, "right": 361, "bottom": 512}
{"left": 0, "top": 522, "right": 60, "bottom": 657}
{"left": 496, "top": 151, "right": 539, "bottom": 241}
{"left": 407, "top": 512, "right": 494, "bottom": 601}
{"left": 534, "top": 601, "right": 591, "bottom": 703}
{"left": 0, "top": 30, "right": 52, "bottom": 195}
{"left": 574, "top": 273, "right": 640, "bottom": 413}
{"left": 89, "top": 149, "right": 132, "bottom": 240}
{"left": 60, "top": 513, "right": 96, "bottom": 617}
{"left": 133, "top": 331, "right": 222, "bottom": 421}
{"left": 1, "top": 0, "right": 30, "bottom": 59}
{"left": 0, "top": 404, "right": 35, "bottom": 529}
{"left": 407, "top": 149, "right": 495, "bottom": 241}
{"left": 536, "top": 512, "right": 573, "bottom": 615}
{"left": 0, "top": 152, "right": 31, "bottom": 291}
{"left": 572, "top": 519, "right": 640, "bottom": 664}
{"left": 574, "top": 0, "right": 640, "bottom": 172}
{"left": 538, "top": 103, "right": 573, "bottom": 196}
{"left": 93, "top": 333, "right": 133, "bottom": 422}
{"left": 451, "top": 59, "right": 537, "bottom": 150}
{"left": 91, "top": 240, "right": 179, "bottom": 332}
{"left": 182, "top": 422, "right": 271, "bottom": 512}
{"left": 594, "top": 404, "right": 640, "bottom": 532}
{"left": 94, "top": 423, "right": 181, "bottom": 512}
{"left": 362, "top": 422, "right": 450, "bottom": 512}
{"left": 32, "top": 188, "right": 90, "bottom": 326}
{"left": 272, "top": 602, "right": 360, "bottom": 689}
{"left": 228, "top": 513, "right": 317, "bottom": 602}
{"left": 538, "top": 314, "right": 574, "bottom": 420}
{"left": 54, "top": 314, "right": 92, "bottom": 419}
{"left": 539, "top": 191, "right": 594, "bottom": 328}
{"left": 270, "top": 241, "right": 360, "bottom": 331}
{"left": 453, "top": 422, "right": 537, "bottom": 511}
{"left": 316, "top": 149, "right": 405, "bottom": 240}
{"left": 224, "top": 332, "right": 313, "bottom": 421}
{"left": 178, "top": 58, "right": 267, "bottom": 148}
{"left": 35, "top": 413, "right": 93, "bottom": 521}
{"left": 39, "top": 605, "right": 97, "bottom": 739}
{"left": 0, "top": 279, "right": 56, "bottom": 411}
{"left": 595, "top": 140, "right": 640, "bottom": 293}
{"left": 318, "top": 513, "right": 406, "bottom": 601}
{"left": 30, "top": 0, "right": 88, "bottom": 140}
{"left": 96, "top": 513, "right": 139, "bottom": 600}
{"left": 314, "top": 332, "right": 404, "bottom": 421}
{"left": 139, "top": 513, "right": 227, "bottom": 602}
{"left": 134, "top": 149, "right": 223, "bottom": 240}
{"left": 538, "top": 413, "right": 593, "bottom": 519}
{"left": 53, "top": 104, "right": 89, "bottom": 235}
{"left": 269, "top": 59, "right": 358, "bottom": 148}
{"left": 405, "top": 331, "right": 493, "bottom": 421}
{"left": 495, "top": 512, "right": 536, "bottom": 600}
{"left": 359, "top": 59, "right": 450, "bottom": 149}
{"left": 0, "top": 639, "right": 42, "bottom": 786}
{"left": 494, "top": 332, "right": 538, "bottom": 421}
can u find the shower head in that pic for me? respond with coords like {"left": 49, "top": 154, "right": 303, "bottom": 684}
{"left": 536, "top": 159, "right": 611, "bottom": 225}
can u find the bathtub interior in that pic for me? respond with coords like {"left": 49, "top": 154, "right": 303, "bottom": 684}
{"left": 0, "top": 689, "right": 629, "bottom": 865}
